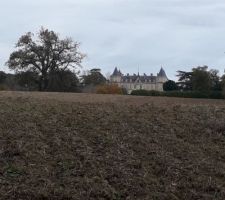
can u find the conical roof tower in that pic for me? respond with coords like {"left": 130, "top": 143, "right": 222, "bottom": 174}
{"left": 158, "top": 67, "right": 168, "bottom": 79}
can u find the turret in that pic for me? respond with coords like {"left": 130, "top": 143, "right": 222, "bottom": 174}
{"left": 110, "top": 67, "right": 122, "bottom": 83}
{"left": 157, "top": 67, "right": 168, "bottom": 83}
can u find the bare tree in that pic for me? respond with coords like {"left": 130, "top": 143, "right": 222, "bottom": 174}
{"left": 7, "top": 27, "right": 85, "bottom": 91}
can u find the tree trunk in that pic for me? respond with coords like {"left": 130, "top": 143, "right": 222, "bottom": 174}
{"left": 43, "top": 77, "right": 48, "bottom": 91}
{"left": 38, "top": 76, "right": 44, "bottom": 91}
{"left": 39, "top": 71, "right": 49, "bottom": 91}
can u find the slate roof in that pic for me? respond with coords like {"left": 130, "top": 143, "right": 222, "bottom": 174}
{"left": 111, "top": 67, "right": 167, "bottom": 83}
{"left": 122, "top": 74, "right": 156, "bottom": 83}
{"left": 112, "top": 67, "right": 123, "bottom": 76}
{"left": 158, "top": 67, "right": 167, "bottom": 78}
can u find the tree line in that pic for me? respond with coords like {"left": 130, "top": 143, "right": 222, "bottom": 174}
{"left": 1, "top": 27, "right": 225, "bottom": 98}
{"left": 0, "top": 67, "right": 108, "bottom": 92}
{"left": 0, "top": 28, "right": 109, "bottom": 92}
{"left": 163, "top": 66, "right": 225, "bottom": 97}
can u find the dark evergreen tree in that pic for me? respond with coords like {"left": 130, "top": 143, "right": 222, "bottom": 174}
{"left": 163, "top": 80, "right": 178, "bottom": 91}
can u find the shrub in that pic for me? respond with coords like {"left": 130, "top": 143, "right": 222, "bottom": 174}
{"left": 131, "top": 90, "right": 150, "bottom": 96}
{"left": 222, "top": 86, "right": 225, "bottom": 99}
{"left": 164, "top": 91, "right": 210, "bottom": 98}
{"left": 130, "top": 90, "right": 224, "bottom": 99}
{"left": 0, "top": 84, "right": 7, "bottom": 91}
{"left": 96, "top": 84, "right": 125, "bottom": 95}
{"left": 209, "top": 91, "right": 224, "bottom": 99}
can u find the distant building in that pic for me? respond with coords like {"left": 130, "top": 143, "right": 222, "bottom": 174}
{"left": 110, "top": 67, "right": 168, "bottom": 94}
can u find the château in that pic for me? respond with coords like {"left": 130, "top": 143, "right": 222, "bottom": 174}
{"left": 110, "top": 67, "right": 168, "bottom": 94}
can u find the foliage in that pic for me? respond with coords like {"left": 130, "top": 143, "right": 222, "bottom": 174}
{"left": 7, "top": 27, "right": 85, "bottom": 91}
{"left": 131, "top": 89, "right": 224, "bottom": 99}
{"left": 1, "top": 74, "right": 17, "bottom": 91}
{"left": 0, "top": 71, "right": 7, "bottom": 84}
{"left": 221, "top": 74, "right": 225, "bottom": 86}
{"left": 163, "top": 80, "right": 178, "bottom": 91}
{"left": 82, "top": 68, "right": 106, "bottom": 86}
{"left": 15, "top": 71, "right": 39, "bottom": 90}
{"left": 96, "top": 84, "right": 125, "bottom": 94}
{"left": 209, "top": 69, "right": 221, "bottom": 91}
{"left": 0, "top": 69, "right": 79, "bottom": 92}
{"left": 176, "top": 70, "right": 193, "bottom": 90}
{"left": 221, "top": 75, "right": 225, "bottom": 98}
{"left": 47, "top": 69, "right": 79, "bottom": 92}
{"left": 0, "top": 84, "right": 7, "bottom": 91}
{"left": 131, "top": 90, "right": 161, "bottom": 96}
{"left": 177, "top": 66, "right": 223, "bottom": 93}
{"left": 192, "top": 66, "right": 211, "bottom": 92}
{"left": 163, "top": 91, "right": 224, "bottom": 99}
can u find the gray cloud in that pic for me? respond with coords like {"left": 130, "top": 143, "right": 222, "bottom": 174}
{"left": 1, "top": 0, "right": 225, "bottom": 79}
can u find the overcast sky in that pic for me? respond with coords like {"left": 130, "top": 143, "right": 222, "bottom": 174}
{"left": 1, "top": 0, "right": 225, "bottom": 79}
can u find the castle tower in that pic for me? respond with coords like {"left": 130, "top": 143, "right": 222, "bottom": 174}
{"left": 157, "top": 67, "right": 168, "bottom": 83}
{"left": 156, "top": 67, "right": 168, "bottom": 91}
{"left": 110, "top": 67, "right": 122, "bottom": 83}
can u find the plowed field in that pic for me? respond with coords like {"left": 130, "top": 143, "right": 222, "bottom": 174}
{"left": 0, "top": 91, "right": 225, "bottom": 200}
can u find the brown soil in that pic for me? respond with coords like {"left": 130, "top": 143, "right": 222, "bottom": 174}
{"left": 0, "top": 91, "right": 225, "bottom": 200}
